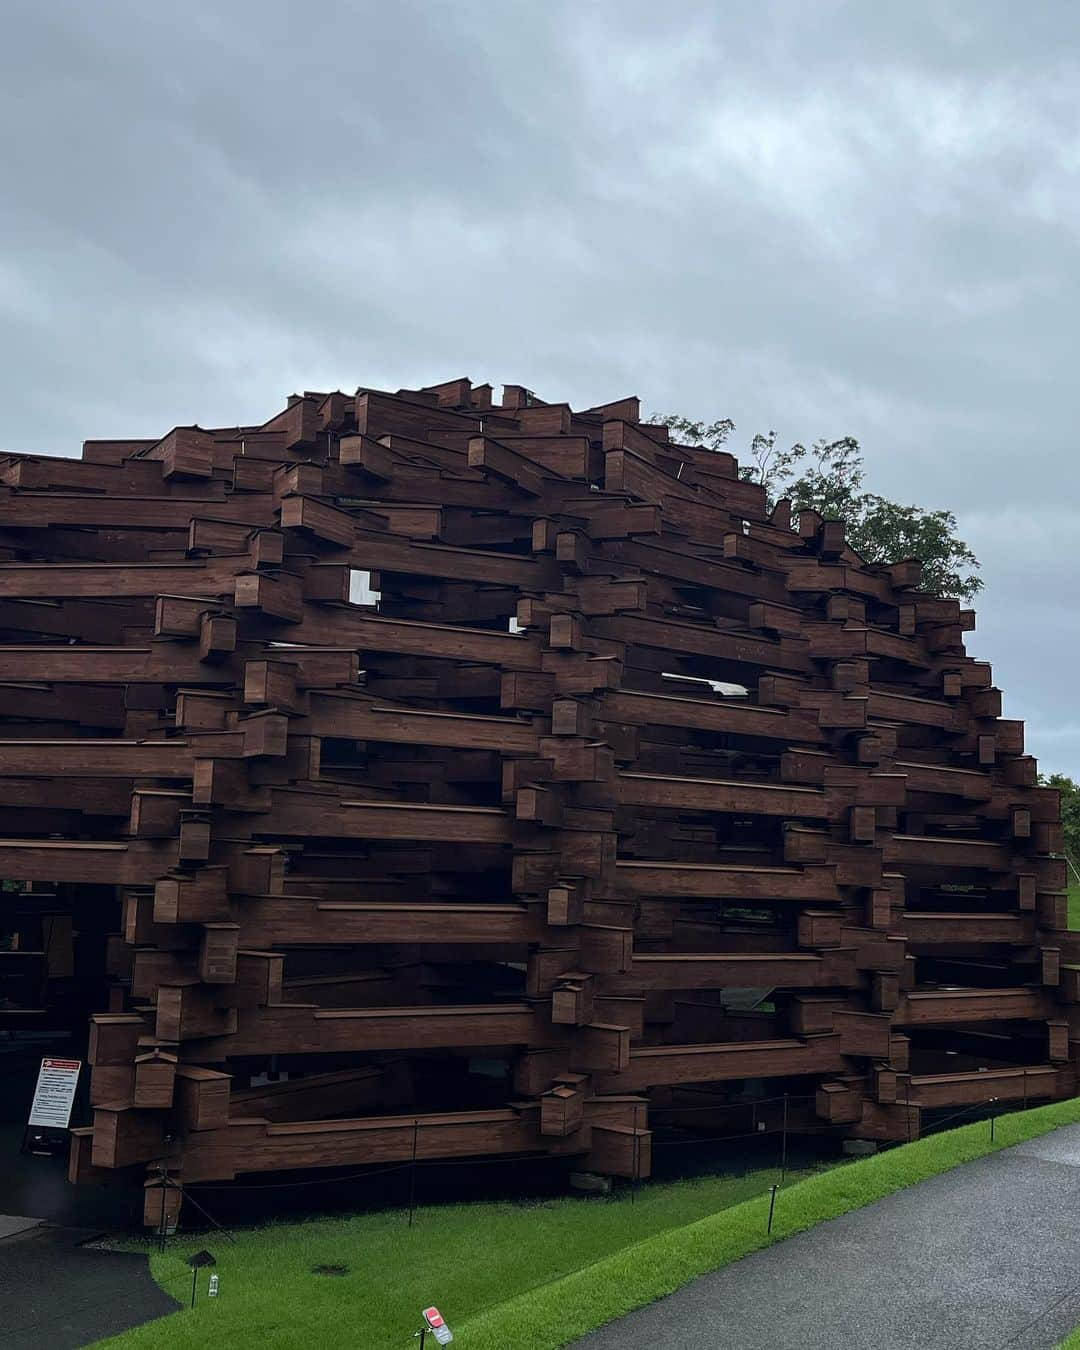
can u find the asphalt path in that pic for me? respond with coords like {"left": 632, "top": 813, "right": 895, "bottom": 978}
{"left": 576, "top": 1123, "right": 1080, "bottom": 1350}
{"left": 0, "top": 1221, "right": 178, "bottom": 1349}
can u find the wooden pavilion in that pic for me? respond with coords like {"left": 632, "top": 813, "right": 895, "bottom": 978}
{"left": 0, "top": 379, "right": 1069, "bottom": 1225}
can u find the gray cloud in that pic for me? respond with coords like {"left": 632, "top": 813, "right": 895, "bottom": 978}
{"left": 1, "top": 0, "right": 1077, "bottom": 773}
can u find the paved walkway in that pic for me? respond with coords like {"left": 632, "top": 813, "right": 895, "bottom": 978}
{"left": 0, "top": 1220, "right": 178, "bottom": 1349}
{"left": 577, "top": 1123, "right": 1080, "bottom": 1350}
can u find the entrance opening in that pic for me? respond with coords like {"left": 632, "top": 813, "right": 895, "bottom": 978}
{"left": 1, "top": 880, "right": 141, "bottom": 1227}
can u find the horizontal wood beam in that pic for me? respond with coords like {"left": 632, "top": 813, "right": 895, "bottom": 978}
{"left": 596, "top": 1034, "right": 844, "bottom": 1091}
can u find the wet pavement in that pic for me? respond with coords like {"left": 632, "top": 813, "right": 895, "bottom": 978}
{"left": 576, "top": 1122, "right": 1080, "bottom": 1350}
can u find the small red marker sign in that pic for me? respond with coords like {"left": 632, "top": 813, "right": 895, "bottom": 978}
{"left": 423, "top": 1306, "right": 454, "bottom": 1344}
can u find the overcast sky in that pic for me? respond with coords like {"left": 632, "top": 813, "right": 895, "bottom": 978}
{"left": 1, "top": 0, "right": 1076, "bottom": 776}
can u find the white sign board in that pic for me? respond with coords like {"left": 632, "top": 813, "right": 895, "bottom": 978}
{"left": 27, "top": 1057, "right": 81, "bottom": 1130}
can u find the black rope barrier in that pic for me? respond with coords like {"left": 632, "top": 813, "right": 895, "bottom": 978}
{"left": 158, "top": 1087, "right": 1043, "bottom": 1248}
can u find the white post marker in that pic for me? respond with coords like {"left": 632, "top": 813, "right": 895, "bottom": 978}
{"left": 28, "top": 1057, "right": 81, "bottom": 1130}
{"left": 423, "top": 1306, "right": 454, "bottom": 1345}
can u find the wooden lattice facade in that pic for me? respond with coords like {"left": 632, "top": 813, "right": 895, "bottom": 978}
{"left": 0, "top": 379, "right": 1071, "bottom": 1226}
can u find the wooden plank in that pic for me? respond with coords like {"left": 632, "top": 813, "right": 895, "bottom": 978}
{"left": 613, "top": 861, "right": 838, "bottom": 901}
{"left": 902, "top": 913, "right": 1034, "bottom": 945}
{"left": 596, "top": 1035, "right": 844, "bottom": 1091}
{"left": 599, "top": 689, "right": 825, "bottom": 744}
{"left": 0, "top": 645, "right": 234, "bottom": 684}
{"left": 210, "top": 1002, "right": 540, "bottom": 1056}
{"left": 307, "top": 693, "right": 540, "bottom": 754}
{"left": 0, "top": 558, "right": 250, "bottom": 598}
{"left": 604, "top": 949, "right": 855, "bottom": 992}
{"left": 182, "top": 1108, "right": 554, "bottom": 1180}
{"left": 241, "top": 898, "right": 529, "bottom": 945}
{"left": 616, "top": 773, "right": 831, "bottom": 819}
{"left": 895, "top": 988, "right": 1052, "bottom": 1025}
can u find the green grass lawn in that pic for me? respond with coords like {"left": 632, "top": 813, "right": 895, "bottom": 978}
{"left": 94, "top": 1096, "right": 1080, "bottom": 1350}
{"left": 92, "top": 1161, "right": 815, "bottom": 1350}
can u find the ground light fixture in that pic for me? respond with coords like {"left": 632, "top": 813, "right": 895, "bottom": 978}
{"left": 415, "top": 1305, "right": 454, "bottom": 1345}
{"left": 186, "top": 1249, "right": 217, "bottom": 1309}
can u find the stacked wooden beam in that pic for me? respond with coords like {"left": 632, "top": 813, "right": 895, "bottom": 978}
{"left": 0, "top": 378, "right": 1070, "bottom": 1226}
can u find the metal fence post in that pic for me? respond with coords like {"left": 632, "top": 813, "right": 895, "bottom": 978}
{"left": 631, "top": 1130, "right": 640, "bottom": 1206}
{"left": 158, "top": 1164, "right": 168, "bottom": 1253}
{"left": 408, "top": 1119, "right": 419, "bottom": 1227}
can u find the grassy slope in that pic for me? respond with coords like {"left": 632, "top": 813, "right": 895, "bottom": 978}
{"left": 96, "top": 1097, "right": 1080, "bottom": 1350}
{"left": 93, "top": 1163, "right": 814, "bottom": 1350}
